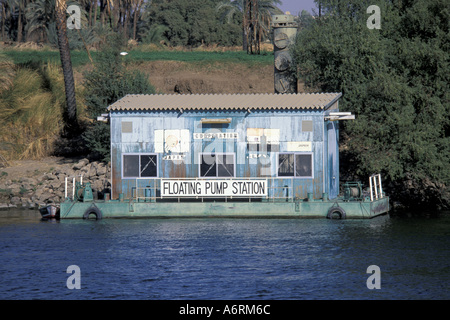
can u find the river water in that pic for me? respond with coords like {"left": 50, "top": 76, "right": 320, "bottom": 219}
{"left": 0, "top": 210, "right": 449, "bottom": 300}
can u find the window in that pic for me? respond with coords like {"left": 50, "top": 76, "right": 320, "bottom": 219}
{"left": 200, "top": 153, "right": 235, "bottom": 178}
{"left": 123, "top": 154, "right": 158, "bottom": 178}
{"left": 278, "top": 153, "right": 313, "bottom": 178}
{"left": 295, "top": 154, "right": 313, "bottom": 177}
{"left": 278, "top": 154, "right": 294, "bottom": 176}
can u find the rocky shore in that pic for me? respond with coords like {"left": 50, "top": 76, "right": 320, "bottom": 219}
{"left": 0, "top": 157, "right": 111, "bottom": 210}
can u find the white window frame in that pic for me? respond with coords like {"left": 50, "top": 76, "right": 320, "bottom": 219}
{"left": 122, "top": 153, "right": 159, "bottom": 179}
{"left": 198, "top": 152, "right": 236, "bottom": 178}
{"left": 277, "top": 152, "right": 314, "bottom": 179}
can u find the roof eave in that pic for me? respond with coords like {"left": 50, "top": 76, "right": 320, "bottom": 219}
{"left": 323, "top": 93, "right": 342, "bottom": 110}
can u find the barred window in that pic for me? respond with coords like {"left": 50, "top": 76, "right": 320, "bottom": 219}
{"left": 123, "top": 154, "right": 158, "bottom": 178}
{"left": 200, "top": 153, "right": 235, "bottom": 178}
{"left": 278, "top": 153, "right": 313, "bottom": 178}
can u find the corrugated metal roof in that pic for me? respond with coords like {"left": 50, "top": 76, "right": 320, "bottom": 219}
{"left": 108, "top": 93, "right": 342, "bottom": 112}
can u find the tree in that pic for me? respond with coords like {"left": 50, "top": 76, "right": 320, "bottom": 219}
{"left": 15, "top": 0, "right": 27, "bottom": 42}
{"left": 292, "top": 0, "right": 450, "bottom": 210}
{"left": 146, "top": 0, "right": 242, "bottom": 47}
{"left": 25, "top": 0, "right": 92, "bottom": 47}
{"left": 1, "top": 0, "right": 27, "bottom": 41}
{"left": 217, "top": 0, "right": 246, "bottom": 49}
{"left": 298, "top": 10, "right": 314, "bottom": 30}
{"left": 25, "top": 0, "right": 54, "bottom": 43}
{"left": 55, "top": 0, "right": 79, "bottom": 135}
{"left": 216, "top": 0, "right": 282, "bottom": 52}
{"left": 130, "top": 0, "right": 144, "bottom": 40}
{"left": 82, "top": 35, "right": 156, "bottom": 161}
{"left": 0, "top": 1, "right": 5, "bottom": 40}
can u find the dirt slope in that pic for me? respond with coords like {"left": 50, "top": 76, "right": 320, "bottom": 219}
{"left": 132, "top": 60, "right": 277, "bottom": 94}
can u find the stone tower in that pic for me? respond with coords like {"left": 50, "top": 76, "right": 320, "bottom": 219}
{"left": 272, "top": 14, "right": 298, "bottom": 94}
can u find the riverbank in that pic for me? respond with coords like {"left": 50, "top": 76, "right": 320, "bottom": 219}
{"left": 0, "top": 157, "right": 110, "bottom": 210}
{"left": 1, "top": 157, "right": 447, "bottom": 215}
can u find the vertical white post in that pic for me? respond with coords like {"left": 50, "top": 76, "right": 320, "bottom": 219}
{"left": 65, "top": 177, "right": 68, "bottom": 199}
{"left": 378, "top": 174, "right": 383, "bottom": 198}
{"left": 80, "top": 175, "right": 83, "bottom": 185}
{"left": 72, "top": 177, "right": 75, "bottom": 199}
{"left": 373, "top": 176, "right": 378, "bottom": 200}
{"left": 369, "top": 176, "right": 374, "bottom": 201}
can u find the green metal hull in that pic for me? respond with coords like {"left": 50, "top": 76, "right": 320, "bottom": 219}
{"left": 59, "top": 197, "right": 389, "bottom": 219}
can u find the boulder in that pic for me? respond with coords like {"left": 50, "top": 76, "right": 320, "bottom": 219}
{"left": 96, "top": 163, "right": 107, "bottom": 176}
{"left": 20, "top": 177, "right": 37, "bottom": 186}
{"left": 44, "top": 173, "right": 56, "bottom": 181}
{"left": 37, "top": 192, "right": 54, "bottom": 203}
{"left": 10, "top": 196, "right": 21, "bottom": 205}
{"left": 72, "top": 158, "right": 89, "bottom": 171}
{"left": 88, "top": 164, "right": 97, "bottom": 178}
{"left": 9, "top": 184, "right": 21, "bottom": 194}
{"left": 49, "top": 180, "right": 62, "bottom": 190}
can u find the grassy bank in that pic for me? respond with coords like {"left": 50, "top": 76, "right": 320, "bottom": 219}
{"left": 129, "top": 49, "right": 274, "bottom": 66}
{"left": 3, "top": 47, "right": 273, "bottom": 69}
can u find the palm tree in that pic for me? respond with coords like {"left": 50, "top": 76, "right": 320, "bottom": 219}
{"left": 256, "top": 0, "right": 282, "bottom": 39}
{"left": 55, "top": 0, "right": 78, "bottom": 134}
{"left": 216, "top": 0, "right": 282, "bottom": 53}
{"left": 216, "top": 0, "right": 246, "bottom": 50}
{"left": 25, "top": 0, "right": 54, "bottom": 43}
{"left": 13, "top": 0, "right": 32, "bottom": 42}
{"left": 1, "top": 0, "right": 24, "bottom": 41}
{"left": 130, "top": 0, "right": 144, "bottom": 40}
{"left": 1, "top": 0, "right": 7, "bottom": 40}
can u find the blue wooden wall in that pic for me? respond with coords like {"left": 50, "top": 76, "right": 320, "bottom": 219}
{"left": 110, "top": 109, "right": 339, "bottom": 200}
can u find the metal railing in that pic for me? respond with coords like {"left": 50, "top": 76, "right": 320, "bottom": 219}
{"left": 64, "top": 175, "right": 84, "bottom": 200}
{"left": 132, "top": 177, "right": 296, "bottom": 203}
{"left": 369, "top": 174, "right": 384, "bottom": 201}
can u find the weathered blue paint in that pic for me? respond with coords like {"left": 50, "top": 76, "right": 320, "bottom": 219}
{"left": 109, "top": 107, "right": 338, "bottom": 202}
{"left": 56, "top": 93, "right": 391, "bottom": 219}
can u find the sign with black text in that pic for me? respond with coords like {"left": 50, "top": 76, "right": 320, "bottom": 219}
{"left": 161, "top": 179, "right": 267, "bottom": 197}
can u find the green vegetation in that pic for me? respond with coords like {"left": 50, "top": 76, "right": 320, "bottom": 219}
{"left": 0, "top": 45, "right": 271, "bottom": 161}
{"left": 0, "top": 52, "right": 83, "bottom": 159}
{"left": 0, "top": 0, "right": 276, "bottom": 160}
{"left": 0, "top": 0, "right": 279, "bottom": 48}
{"left": 293, "top": 0, "right": 449, "bottom": 210}
{"left": 146, "top": 0, "right": 242, "bottom": 47}
{"left": 3, "top": 47, "right": 273, "bottom": 67}
{"left": 129, "top": 49, "right": 273, "bottom": 66}
{"left": 1, "top": 0, "right": 448, "bottom": 211}
{"left": 82, "top": 35, "right": 156, "bottom": 161}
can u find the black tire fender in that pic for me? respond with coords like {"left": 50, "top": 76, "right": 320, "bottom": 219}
{"left": 83, "top": 206, "right": 102, "bottom": 220}
{"left": 327, "top": 206, "right": 346, "bottom": 219}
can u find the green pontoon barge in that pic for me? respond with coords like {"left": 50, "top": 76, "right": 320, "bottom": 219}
{"left": 58, "top": 93, "right": 389, "bottom": 220}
